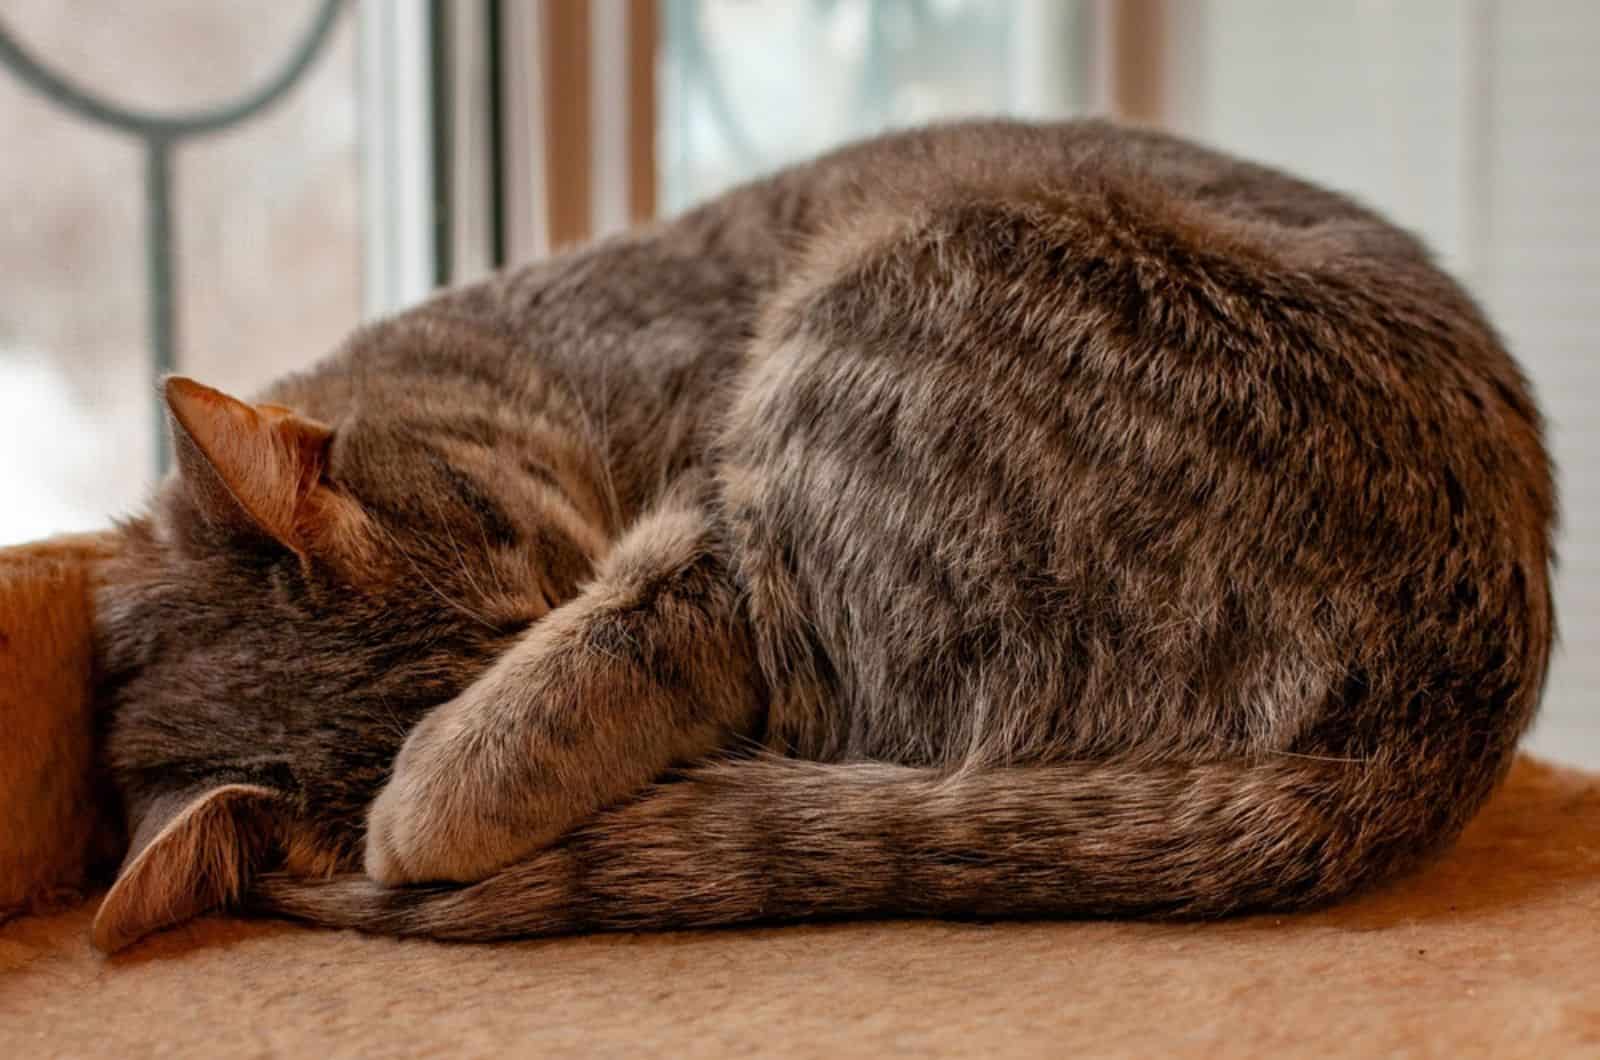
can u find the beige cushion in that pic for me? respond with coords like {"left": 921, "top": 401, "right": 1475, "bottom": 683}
{"left": 3, "top": 754, "right": 1596, "bottom": 1058}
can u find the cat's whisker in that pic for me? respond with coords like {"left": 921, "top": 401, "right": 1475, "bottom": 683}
{"left": 1266, "top": 749, "right": 1369, "bottom": 765}
{"left": 416, "top": 461, "right": 501, "bottom": 615}
{"left": 373, "top": 690, "right": 411, "bottom": 745}
{"left": 369, "top": 515, "right": 502, "bottom": 633}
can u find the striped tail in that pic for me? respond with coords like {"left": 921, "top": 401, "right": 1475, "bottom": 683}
{"left": 248, "top": 750, "right": 1486, "bottom": 940}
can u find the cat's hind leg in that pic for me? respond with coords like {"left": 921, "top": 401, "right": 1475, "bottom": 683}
{"left": 364, "top": 491, "right": 761, "bottom": 885}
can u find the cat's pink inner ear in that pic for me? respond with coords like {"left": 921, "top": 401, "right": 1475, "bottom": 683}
{"left": 90, "top": 783, "right": 280, "bottom": 954}
{"left": 163, "top": 377, "right": 333, "bottom": 555}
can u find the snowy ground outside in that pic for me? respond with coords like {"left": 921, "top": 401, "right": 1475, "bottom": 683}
{"left": 0, "top": 349, "right": 153, "bottom": 544}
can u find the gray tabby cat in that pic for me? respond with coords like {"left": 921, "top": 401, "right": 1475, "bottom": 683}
{"left": 87, "top": 119, "right": 1554, "bottom": 952}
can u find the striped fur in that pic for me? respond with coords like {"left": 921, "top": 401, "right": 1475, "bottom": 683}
{"left": 92, "top": 120, "right": 1553, "bottom": 949}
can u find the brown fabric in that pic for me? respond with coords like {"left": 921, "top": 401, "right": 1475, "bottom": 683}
{"left": 3, "top": 754, "right": 1597, "bottom": 1058}
{"left": 0, "top": 534, "right": 122, "bottom": 918}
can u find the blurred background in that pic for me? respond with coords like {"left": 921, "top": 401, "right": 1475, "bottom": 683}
{"left": 1, "top": 0, "right": 1595, "bottom": 763}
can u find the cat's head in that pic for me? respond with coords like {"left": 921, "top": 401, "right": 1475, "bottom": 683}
{"left": 86, "top": 348, "right": 611, "bottom": 950}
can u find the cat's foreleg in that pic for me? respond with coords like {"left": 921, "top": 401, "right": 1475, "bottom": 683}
{"left": 363, "top": 497, "right": 761, "bottom": 885}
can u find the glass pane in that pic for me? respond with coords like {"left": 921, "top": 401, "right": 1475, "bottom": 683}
{"left": 1169, "top": 0, "right": 1600, "bottom": 765}
{"left": 0, "top": 0, "right": 360, "bottom": 544}
{"left": 659, "top": 0, "right": 1091, "bottom": 214}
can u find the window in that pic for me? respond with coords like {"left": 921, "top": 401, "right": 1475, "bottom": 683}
{"left": 1163, "top": 0, "right": 1600, "bottom": 766}
{"left": 3, "top": 0, "right": 1593, "bottom": 764}
{"left": 658, "top": 0, "right": 1092, "bottom": 213}
{"left": 0, "top": 0, "right": 360, "bottom": 539}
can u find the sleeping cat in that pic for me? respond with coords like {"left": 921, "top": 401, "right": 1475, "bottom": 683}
{"left": 86, "top": 119, "right": 1554, "bottom": 952}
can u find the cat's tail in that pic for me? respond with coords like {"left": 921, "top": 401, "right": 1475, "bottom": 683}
{"left": 249, "top": 749, "right": 1485, "bottom": 940}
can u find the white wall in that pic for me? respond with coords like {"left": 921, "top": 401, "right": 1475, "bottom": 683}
{"left": 1176, "top": 0, "right": 1600, "bottom": 765}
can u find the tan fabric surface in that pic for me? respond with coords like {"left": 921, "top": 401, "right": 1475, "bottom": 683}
{"left": 2, "top": 754, "right": 1597, "bottom": 1059}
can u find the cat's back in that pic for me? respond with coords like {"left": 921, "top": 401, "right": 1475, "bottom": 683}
{"left": 716, "top": 119, "right": 1554, "bottom": 780}
{"left": 720, "top": 118, "right": 1425, "bottom": 263}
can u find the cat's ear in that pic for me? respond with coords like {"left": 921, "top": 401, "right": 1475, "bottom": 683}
{"left": 91, "top": 783, "right": 281, "bottom": 953}
{"left": 163, "top": 377, "right": 338, "bottom": 557}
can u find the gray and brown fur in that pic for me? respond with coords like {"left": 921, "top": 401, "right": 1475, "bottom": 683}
{"left": 87, "top": 120, "right": 1555, "bottom": 950}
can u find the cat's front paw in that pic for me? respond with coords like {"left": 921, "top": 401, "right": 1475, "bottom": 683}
{"left": 363, "top": 691, "right": 545, "bottom": 886}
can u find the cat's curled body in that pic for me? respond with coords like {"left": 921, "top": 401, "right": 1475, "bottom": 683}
{"left": 90, "top": 120, "right": 1554, "bottom": 951}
